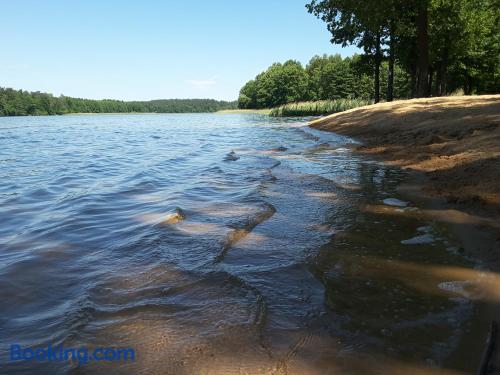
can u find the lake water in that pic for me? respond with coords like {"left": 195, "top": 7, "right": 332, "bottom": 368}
{"left": 0, "top": 114, "right": 481, "bottom": 374}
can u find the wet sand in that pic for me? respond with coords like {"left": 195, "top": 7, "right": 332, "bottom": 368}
{"left": 310, "top": 95, "right": 500, "bottom": 373}
{"left": 309, "top": 95, "right": 500, "bottom": 270}
{"left": 310, "top": 95, "right": 500, "bottom": 213}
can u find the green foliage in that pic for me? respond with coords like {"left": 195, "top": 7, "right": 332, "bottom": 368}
{"left": 441, "top": 0, "right": 500, "bottom": 94}
{"left": 269, "top": 99, "right": 372, "bottom": 117}
{"left": 379, "top": 61, "right": 413, "bottom": 100}
{"left": 0, "top": 87, "right": 237, "bottom": 116}
{"left": 306, "top": 54, "right": 356, "bottom": 100}
{"left": 238, "top": 60, "right": 309, "bottom": 109}
{"left": 238, "top": 54, "right": 411, "bottom": 109}
{"left": 306, "top": 0, "right": 500, "bottom": 97}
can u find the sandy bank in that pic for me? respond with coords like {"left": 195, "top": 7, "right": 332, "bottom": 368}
{"left": 310, "top": 95, "right": 500, "bottom": 214}
{"left": 311, "top": 95, "right": 500, "bottom": 371}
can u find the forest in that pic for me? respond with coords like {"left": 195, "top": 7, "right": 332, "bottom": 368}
{"left": 238, "top": 55, "right": 411, "bottom": 109}
{"left": 0, "top": 87, "right": 236, "bottom": 116}
{"left": 238, "top": 0, "right": 499, "bottom": 109}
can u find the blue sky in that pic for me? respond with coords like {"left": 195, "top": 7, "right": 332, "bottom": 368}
{"left": 0, "top": 0, "right": 359, "bottom": 101}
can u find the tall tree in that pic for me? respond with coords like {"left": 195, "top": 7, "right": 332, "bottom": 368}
{"left": 415, "top": 1, "right": 430, "bottom": 97}
{"left": 307, "top": 0, "right": 396, "bottom": 103}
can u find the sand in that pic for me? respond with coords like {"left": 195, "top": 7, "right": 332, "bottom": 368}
{"left": 310, "top": 95, "right": 500, "bottom": 214}
{"left": 310, "top": 95, "right": 500, "bottom": 371}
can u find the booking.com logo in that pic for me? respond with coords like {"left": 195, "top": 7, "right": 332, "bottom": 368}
{"left": 9, "top": 344, "right": 135, "bottom": 364}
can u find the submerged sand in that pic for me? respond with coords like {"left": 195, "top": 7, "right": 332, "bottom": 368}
{"left": 310, "top": 95, "right": 500, "bottom": 214}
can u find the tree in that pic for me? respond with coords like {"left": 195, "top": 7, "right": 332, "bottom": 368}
{"left": 307, "top": 0, "right": 499, "bottom": 99}
{"left": 237, "top": 53, "right": 408, "bottom": 108}
{"left": 306, "top": 54, "right": 358, "bottom": 100}
{"left": 0, "top": 87, "right": 237, "bottom": 116}
{"left": 306, "top": 0, "right": 395, "bottom": 103}
{"left": 238, "top": 80, "right": 257, "bottom": 108}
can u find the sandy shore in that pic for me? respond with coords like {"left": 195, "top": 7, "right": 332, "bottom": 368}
{"left": 310, "top": 95, "right": 500, "bottom": 214}
{"left": 309, "top": 95, "right": 500, "bottom": 267}
{"left": 310, "top": 96, "right": 500, "bottom": 370}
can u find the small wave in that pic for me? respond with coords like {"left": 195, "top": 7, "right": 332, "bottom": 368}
{"left": 269, "top": 160, "right": 281, "bottom": 169}
{"left": 293, "top": 127, "right": 321, "bottom": 141}
{"left": 269, "top": 146, "right": 288, "bottom": 152}
{"left": 161, "top": 207, "right": 186, "bottom": 225}
{"left": 135, "top": 207, "right": 186, "bottom": 226}
{"left": 306, "top": 142, "right": 331, "bottom": 152}
{"left": 401, "top": 234, "right": 435, "bottom": 245}
{"left": 383, "top": 198, "right": 409, "bottom": 207}
{"left": 438, "top": 280, "right": 484, "bottom": 300}
{"left": 223, "top": 150, "right": 239, "bottom": 161}
{"left": 211, "top": 271, "right": 268, "bottom": 331}
{"left": 417, "top": 225, "right": 433, "bottom": 233}
{"left": 213, "top": 202, "right": 276, "bottom": 263}
{"left": 85, "top": 267, "right": 269, "bottom": 341}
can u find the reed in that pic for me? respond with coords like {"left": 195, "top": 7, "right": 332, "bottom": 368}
{"left": 269, "top": 99, "right": 372, "bottom": 117}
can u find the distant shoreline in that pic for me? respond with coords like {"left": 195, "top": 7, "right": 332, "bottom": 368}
{"left": 0, "top": 87, "right": 237, "bottom": 116}
{"left": 0, "top": 111, "right": 247, "bottom": 117}
{"left": 62, "top": 112, "right": 220, "bottom": 116}
{"left": 216, "top": 108, "right": 271, "bottom": 115}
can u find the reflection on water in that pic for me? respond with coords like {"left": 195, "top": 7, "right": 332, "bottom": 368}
{"left": 0, "top": 114, "right": 489, "bottom": 374}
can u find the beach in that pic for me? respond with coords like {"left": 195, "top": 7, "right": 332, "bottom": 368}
{"left": 310, "top": 96, "right": 500, "bottom": 372}
{"left": 310, "top": 95, "right": 500, "bottom": 214}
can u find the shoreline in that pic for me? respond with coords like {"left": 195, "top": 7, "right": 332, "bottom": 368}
{"left": 309, "top": 95, "right": 500, "bottom": 371}
{"left": 310, "top": 95, "right": 500, "bottom": 216}
{"left": 0, "top": 111, "right": 245, "bottom": 118}
{"left": 216, "top": 108, "right": 271, "bottom": 115}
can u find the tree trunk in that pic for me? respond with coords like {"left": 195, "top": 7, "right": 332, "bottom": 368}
{"left": 441, "top": 64, "right": 447, "bottom": 95}
{"left": 387, "top": 26, "right": 395, "bottom": 102}
{"left": 374, "top": 32, "right": 381, "bottom": 103}
{"left": 416, "top": 3, "right": 429, "bottom": 97}
{"left": 435, "top": 62, "right": 442, "bottom": 96}
{"left": 411, "top": 63, "right": 417, "bottom": 98}
{"left": 465, "top": 75, "right": 473, "bottom": 95}
{"left": 438, "top": 47, "right": 448, "bottom": 96}
{"left": 428, "top": 67, "right": 434, "bottom": 96}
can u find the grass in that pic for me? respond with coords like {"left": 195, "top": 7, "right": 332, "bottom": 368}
{"left": 269, "top": 99, "right": 372, "bottom": 117}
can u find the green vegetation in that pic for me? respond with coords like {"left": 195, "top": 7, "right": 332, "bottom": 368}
{"left": 269, "top": 99, "right": 372, "bottom": 117}
{"left": 238, "top": 54, "right": 412, "bottom": 111}
{"left": 239, "top": 0, "right": 499, "bottom": 113}
{"left": 0, "top": 87, "right": 236, "bottom": 116}
{"left": 306, "top": 0, "right": 499, "bottom": 100}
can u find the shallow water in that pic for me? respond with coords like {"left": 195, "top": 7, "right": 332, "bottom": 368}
{"left": 0, "top": 114, "right": 482, "bottom": 374}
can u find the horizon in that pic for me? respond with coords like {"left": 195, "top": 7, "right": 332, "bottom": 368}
{"left": 1, "top": 0, "right": 359, "bottom": 102}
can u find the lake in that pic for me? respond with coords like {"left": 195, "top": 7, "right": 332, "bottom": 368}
{"left": 0, "top": 114, "right": 480, "bottom": 374}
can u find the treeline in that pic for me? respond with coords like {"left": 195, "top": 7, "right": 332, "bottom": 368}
{"left": 0, "top": 87, "right": 237, "bottom": 116}
{"left": 238, "top": 54, "right": 410, "bottom": 109}
{"left": 239, "top": 0, "right": 499, "bottom": 109}
{"left": 307, "top": 0, "right": 499, "bottom": 101}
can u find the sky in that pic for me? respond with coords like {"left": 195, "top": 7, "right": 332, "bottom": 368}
{"left": 0, "top": 0, "right": 359, "bottom": 101}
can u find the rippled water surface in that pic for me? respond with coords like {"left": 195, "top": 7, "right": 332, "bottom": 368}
{"left": 0, "top": 114, "right": 482, "bottom": 374}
